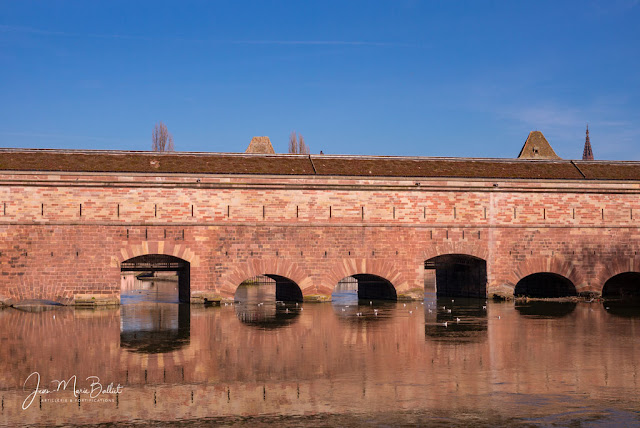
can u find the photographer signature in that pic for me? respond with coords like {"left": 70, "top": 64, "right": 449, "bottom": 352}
{"left": 22, "top": 371, "right": 124, "bottom": 410}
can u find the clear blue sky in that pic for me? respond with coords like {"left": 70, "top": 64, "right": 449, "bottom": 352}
{"left": 1, "top": 1, "right": 639, "bottom": 159}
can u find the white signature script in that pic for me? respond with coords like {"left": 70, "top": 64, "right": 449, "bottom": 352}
{"left": 22, "top": 371, "right": 124, "bottom": 410}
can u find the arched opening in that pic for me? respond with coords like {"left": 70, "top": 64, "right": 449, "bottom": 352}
{"left": 119, "top": 254, "right": 191, "bottom": 353}
{"left": 234, "top": 275, "right": 302, "bottom": 328}
{"left": 514, "top": 273, "right": 576, "bottom": 298}
{"left": 602, "top": 272, "right": 640, "bottom": 300}
{"left": 332, "top": 274, "right": 397, "bottom": 302}
{"left": 120, "top": 254, "right": 190, "bottom": 303}
{"left": 234, "top": 274, "right": 303, "bottom": 303}
{"left": 424, "top": 254, "right": 487, "bottom": 298}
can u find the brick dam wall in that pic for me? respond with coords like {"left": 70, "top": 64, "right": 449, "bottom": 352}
{"left": 1, "top": 171, "right": 639, "bottom": 303}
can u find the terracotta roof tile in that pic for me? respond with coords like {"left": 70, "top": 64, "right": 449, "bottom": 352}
{"left": 0, "top": 149, "right": 637, "bottom": 181}
{"left": 575, "top": 161, "right": 640, "bottom": 180}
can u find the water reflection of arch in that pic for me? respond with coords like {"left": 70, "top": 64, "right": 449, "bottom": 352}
{"left": 424, "top": 297, "right": 487, "bottom": 342}
{"left": 514, "top": 273, "right": 577, "bottom": 298}
{"left": 233, "top": 302, "right": 301, "bottom": 329}
{"left": 120, "top": 303, "right": 190, "bottom": 353}
{"left": 424, "top": 253, "right": 487, "bottom": 298}
{"left": 331, "top": 298, "right": 397, "bottom": 326}
{"left": 515, "top": 301, "right": 577, "bottom": 318}
{"left": 602, "top": 272, "right": 640, "bottom": 300}
{"left": 602, "top": 300, "right": 640, "bottom": 318}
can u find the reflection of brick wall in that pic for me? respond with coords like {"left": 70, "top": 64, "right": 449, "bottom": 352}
{"left": 1, "top": 172, "right": 640, "bottom": 302}
{"left": 1, "top": 304, "right": 639, "bottom": 425}
{"left": 0, "top": 303, "right": 490, "bottom": 424}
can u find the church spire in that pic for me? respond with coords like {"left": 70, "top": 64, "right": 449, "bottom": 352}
{"left": 582, "top": 124, "right": 594, "bottom": 160}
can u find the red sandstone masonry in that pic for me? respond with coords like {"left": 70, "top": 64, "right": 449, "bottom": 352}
{"left": 1, "top": 170, "right": 640, "bottom": 303}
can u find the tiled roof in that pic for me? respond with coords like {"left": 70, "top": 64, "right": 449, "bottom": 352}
{"left": 0, "top": 148, "right": 638, "bottom": 181}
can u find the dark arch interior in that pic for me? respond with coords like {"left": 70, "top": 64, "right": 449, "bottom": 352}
{"left": 515, "top": 273, "right": 577, "bottom": 298}
{"left": 235, "top": 274, "right": 303, "bottom": 303}
{"left": 353, "top": 274, "right": 397, "bottom": 301}
{"left": 121, "top": 254, "right": 190, "bottom": 303}
{"left": 267, "top": 274, "right": 303, "bottom": 302}
{"left": 602, "top": 272, "right": 640, "bottom": 300}
{"left": 425, "top": 254, "right": 487, "bottom": 298}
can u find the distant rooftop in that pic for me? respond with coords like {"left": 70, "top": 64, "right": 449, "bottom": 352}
{"left": 517, "top": 131, "right": 561, "bottom": 160}
{"left": 245, "top": 136, "right": 275, "bottom": 154}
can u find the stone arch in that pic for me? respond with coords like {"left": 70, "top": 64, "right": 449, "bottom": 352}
{"left": 515, "top": 272, "right": 577, "bottom": 298}
{"left": 507, "top": 256, "right": 586, "bottom": 294}
{"left": 113, "top": 241, "right": 200, "bottom": 267}
{"left": 221, "top": 259, "right": 313, "bottom": 300}
{"left": 602, "top": 271, "right": 640, "bottom": 299}
{"left": 595, "top": 256, "right": 640, "bottom": 293}
{"left": 322, "top": 258, "right": 407, "bottom": 296}
{"left": 120, "top": 253, "right": 192, "bottom": 303}
{"left": 424, "top": 253, "right": 487, "bottom": 298}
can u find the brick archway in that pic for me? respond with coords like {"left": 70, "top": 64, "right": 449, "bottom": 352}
{"left": 595, "top": 256, "right": 640, "bottom": 291}
{"left": 321, "top": 258, "right": 408, "bottom": 295}
{"left": 507, "top": 256, "right": 586, "bottom": 293}
{"left": 113, "top": 241, "right": 200, "bottom": 267}
{"left": 221, "top": 259, "right": 313, "bottom": 299}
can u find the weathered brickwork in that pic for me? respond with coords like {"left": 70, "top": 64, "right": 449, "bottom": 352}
{"left": 1, "top": 170, "right": 639, "bottom": 303}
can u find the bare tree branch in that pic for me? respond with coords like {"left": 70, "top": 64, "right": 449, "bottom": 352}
{"left": 288, "top": 131, "right": 297, "bottom": 154}
{"left": 288, "top": 130, "right": 310, "bottom": 154}
{"left": 152, "top": 121, "right": 174, "bottom": 152}
{"left": 299, "top": 134, "right": 309, "bottom": 154}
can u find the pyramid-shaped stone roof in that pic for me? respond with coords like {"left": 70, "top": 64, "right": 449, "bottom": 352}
{"left": 245, "top": 136, "right": 275, "bottom": 154}
{"left": 517, "top": 131, "right": 561, "bottom": 159}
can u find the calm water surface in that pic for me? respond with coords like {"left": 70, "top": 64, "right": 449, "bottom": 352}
{"left": 1, "top": 284, "right": 640, "bottom": 427}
